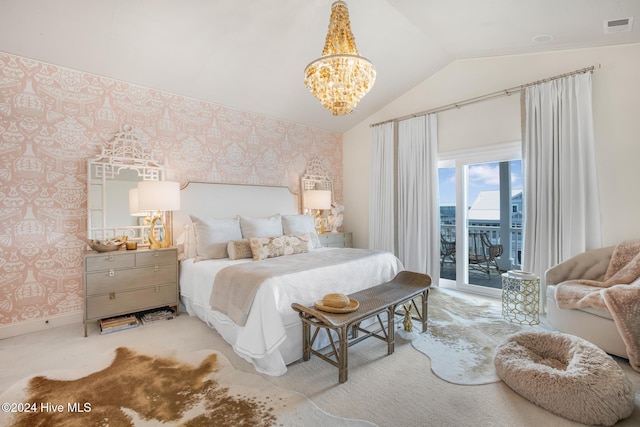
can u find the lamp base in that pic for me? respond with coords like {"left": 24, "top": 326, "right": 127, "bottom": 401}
{"left": 148, "top": 216, "right": 171, "bottom": 249}
{"left": 314, "top": 209, "right": 326, "bottom": 234}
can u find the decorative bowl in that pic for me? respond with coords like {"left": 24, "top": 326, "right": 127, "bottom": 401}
{"left": 88, "top": 236, "right": 128, "bottom": 252}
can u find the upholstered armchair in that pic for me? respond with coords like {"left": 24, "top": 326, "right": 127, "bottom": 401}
{"left": 545, "top": 245, "right": 628, "bottom": 358}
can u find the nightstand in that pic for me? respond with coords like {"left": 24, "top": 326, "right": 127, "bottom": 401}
{"left": 317, "top": 232, "right": 352, "bottom": 248}
{"left": 83, "top": 246, "right": 179, "bottom": 336}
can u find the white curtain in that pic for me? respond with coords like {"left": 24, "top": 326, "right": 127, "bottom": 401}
{"left": 522, "top": 72, "right": 602, "bottom": 291}
{"left": 397, "top": 115, "right": 440, "bottom": 276}
{"left": 369, "top": 122, "right": 395, "bottom": 252}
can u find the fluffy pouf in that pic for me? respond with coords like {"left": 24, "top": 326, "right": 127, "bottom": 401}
{"left": 494, "top": 331, "right": 635, "bottom": 426}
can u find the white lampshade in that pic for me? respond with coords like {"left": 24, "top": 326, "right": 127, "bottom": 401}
{"left": 128, "top": 188, "right": 147, "bottom": 216}
{"left": 137, "top": 181, "right": 181, "bottom": 212}
{"left": 303, "top": 189, "right": 332, "bottom": 210}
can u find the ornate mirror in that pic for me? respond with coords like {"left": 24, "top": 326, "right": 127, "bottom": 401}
{"left": 300, "top": 156, "right": 333, "bottom": 197}
{"left": 300, "top": 157, "right": 336, "bottom": 233}
{"left": 87, "top": 125, "right": 164, "bottom": 245}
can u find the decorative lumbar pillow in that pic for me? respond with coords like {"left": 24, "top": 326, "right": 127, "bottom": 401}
{"left": 281, "top": 214, "right": 321, "bottom": 248}
{"left": 190, "top": 215, "right": 242, "bottom": 261}
{"left": 227, "top": 239, "right": 252, "bottom": 260}
{"left": 249, "top": 233, "right": 314, "bottom": 261}
{"left": 239, "top": 214, "right": 283, "bottom": 239}
{"left": 494, "top": 331, "right": 635, "bottom": 426}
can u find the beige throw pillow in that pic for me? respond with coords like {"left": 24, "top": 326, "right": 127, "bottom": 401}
{"left": 249, "top": 233, "right": 314, "bottom": 261}
{"left": 227, "top": 239, "right": 253, "bottom": 260}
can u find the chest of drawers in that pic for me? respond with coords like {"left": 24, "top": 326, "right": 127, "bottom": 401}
{"left": 83, "top": 247, "right": 178, "bottom": 336}
{"left": 317, "top": 232, "right": 353, "bottom": 248}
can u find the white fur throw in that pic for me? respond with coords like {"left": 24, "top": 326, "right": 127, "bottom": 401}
{"left": 495, "top": 331, "right": 634, "bottom": 426}
{"left": 555, "top": 239, "right": 640, "bottom": 372}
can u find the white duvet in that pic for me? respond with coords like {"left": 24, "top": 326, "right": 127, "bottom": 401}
{"left": 179, "top": 247, "right": 403, "bottom": 376}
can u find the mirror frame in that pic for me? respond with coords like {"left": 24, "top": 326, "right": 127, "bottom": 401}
{"left": 87, "top": 125, "right": 164, "bottom": 245}
{"left": 300, "top": 156, "right": 333, "bottom": 203}
{"left": 300, "top": 157, "right": 334, "bottom": 232}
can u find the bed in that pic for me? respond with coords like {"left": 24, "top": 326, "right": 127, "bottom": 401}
{"left": 173, "top": 182, "right": 404, "bottom": 376}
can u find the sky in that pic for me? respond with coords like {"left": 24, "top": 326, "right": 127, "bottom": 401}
{"left": 438, "top": 160, "right": 522, "bottom": 206}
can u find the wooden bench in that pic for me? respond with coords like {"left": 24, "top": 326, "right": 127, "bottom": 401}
{"left": 291, "top": 271, "right": 431, "bottom": 383}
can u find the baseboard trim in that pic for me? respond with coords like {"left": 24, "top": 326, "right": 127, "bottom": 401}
{"left": 0, "top": 312, "right": 83, "bottom": 340}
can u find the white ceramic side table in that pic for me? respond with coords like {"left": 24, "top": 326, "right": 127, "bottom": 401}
{"left": 501, "top": 270, "right": 540, "bottom": 325}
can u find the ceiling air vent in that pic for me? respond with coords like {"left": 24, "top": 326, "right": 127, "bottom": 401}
{"left": 604, "top": 17, "right": 633, "bottom": 34}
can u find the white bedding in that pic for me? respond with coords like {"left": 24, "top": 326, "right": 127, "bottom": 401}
{"left": 179, "top": 247, "right": 403, "bottom": 376}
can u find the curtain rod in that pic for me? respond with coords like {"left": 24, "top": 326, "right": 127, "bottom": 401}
{"left": 369, "top": 64, "right": 600, "bottom": 128}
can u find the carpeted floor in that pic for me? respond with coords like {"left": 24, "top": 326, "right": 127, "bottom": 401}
{"left": 1, "top": 290, "right": 639, "bottom": 426}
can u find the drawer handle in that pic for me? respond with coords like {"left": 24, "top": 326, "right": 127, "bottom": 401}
{"left": 153, "top": 251, "right": 160, "bottom": 257}
{"left": 109, "top": 292, "right": 116, "bottom": 300}
{"left": 108, "top": 254, "right": 114, "bottom": 262}
{"left": 154, "top": 265, "right": 159, "bottom": 272}
{"left": 155, "top": 285, "right": 160, "bottom": 293}
{"left": 109, "top": 269, "right": 115, "bottom": 277}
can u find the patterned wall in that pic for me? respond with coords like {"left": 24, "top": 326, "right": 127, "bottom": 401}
{"left": 0, "top": 52, "right": 342, "bottom": 327}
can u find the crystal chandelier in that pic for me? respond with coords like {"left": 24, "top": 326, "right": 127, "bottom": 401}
{"left": 304, "top": 1, "right": 376, "bottom": 116}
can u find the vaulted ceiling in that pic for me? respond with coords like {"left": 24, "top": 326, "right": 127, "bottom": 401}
{"left": 1, "top": 0, "right": 639, "bottom": 133}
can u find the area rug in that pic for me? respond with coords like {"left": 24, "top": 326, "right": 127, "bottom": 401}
{"left": 0, "top": 346, "right": 374, "bottom": 427}
{"left": 411, "top": 287, "right": 543, "bottom": 385}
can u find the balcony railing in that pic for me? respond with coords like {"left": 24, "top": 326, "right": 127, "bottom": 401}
{"left": 440, "top": 224, "right": 523, "bottom": 270}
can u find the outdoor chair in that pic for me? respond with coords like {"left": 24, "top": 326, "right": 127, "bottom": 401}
{"left": 440, "top": 234, "right": 456, "bottom": 268}
{"left": 468, "top": 232, "right": 503, "bottom": 277}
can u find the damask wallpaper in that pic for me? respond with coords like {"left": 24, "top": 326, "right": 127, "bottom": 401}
{"left": 0, "top": 52, "right": 342, "bottom": 330}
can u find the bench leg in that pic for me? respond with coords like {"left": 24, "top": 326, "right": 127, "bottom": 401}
{"left": 338, "top": 325, "right": 349, "bottom": 383}
{"left": 387, "top": 307, "right": 395, "bottom": 355}
{"left": 302, "top": 321, "right": 311, "bottom": 361}
{"left": 421, "top": 290, "right": 429, "bottom": 333}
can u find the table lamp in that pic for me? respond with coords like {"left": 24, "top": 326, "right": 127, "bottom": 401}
{"left": 128, "top": 188, "right": 148, "bottom": 217}
{"left": 137, "top": 181, "right": 181, "bottom": 249}
{"left": 303, "top": 189, "right": 332, "bottom": 234}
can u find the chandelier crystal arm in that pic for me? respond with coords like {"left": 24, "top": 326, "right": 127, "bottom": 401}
{"left": 322, "top": 1, "right": 360, "bottom": 56}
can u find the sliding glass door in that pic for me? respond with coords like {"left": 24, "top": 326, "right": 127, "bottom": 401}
{"left": 438, "top": 144, "right": 523, "bottom": 297}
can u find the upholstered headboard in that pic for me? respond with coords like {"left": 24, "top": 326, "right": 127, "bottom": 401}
{"left": 172, "top": 182, "right": 298, "bottom": 245}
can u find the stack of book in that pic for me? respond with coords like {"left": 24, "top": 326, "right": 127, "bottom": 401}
{"left": 99, "top": 314, "right": 139, "bottom": 334}
{"left": 139, "top": 308, "right": 175, "bottom": 325}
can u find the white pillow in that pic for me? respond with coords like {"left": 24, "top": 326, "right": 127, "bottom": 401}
{"left": 281, "top": 214, "right": 321, "bottom": 248}
{"left": 190, "top": 215, "right": 242, "bottom": 261}
{"left": 239, "top": 214, "right": 283, "bottom": 239}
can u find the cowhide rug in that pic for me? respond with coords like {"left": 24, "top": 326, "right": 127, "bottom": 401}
{"left": 0, "top": 346, "right": 374, "bottom": 427}
{"left": 410, "top": 287, "right": 543, "bottom": 385}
